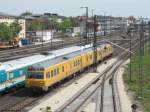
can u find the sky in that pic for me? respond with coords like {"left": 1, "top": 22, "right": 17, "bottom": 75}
{"left": 0, "top": 0, "right": 149, "bottom": 18}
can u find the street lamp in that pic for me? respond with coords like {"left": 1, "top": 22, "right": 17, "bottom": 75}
{"left": 80, "top": 6, "right": 89, "bottom": 44}
{"left": 127, "top": 23, "right": 132, "bottom": 82}
{"left": 104, "top": 12, "right": 106, "bottom": 36}
{"left": 92, "top": 9, "right": 94, "bottom": 19}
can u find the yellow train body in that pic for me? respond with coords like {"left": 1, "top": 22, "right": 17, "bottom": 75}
{"left": 26, "top": 44, "right": 113, "bottom": 91}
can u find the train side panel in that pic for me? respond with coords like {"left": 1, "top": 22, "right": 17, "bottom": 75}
{"left": 7, "top": 67, "right": 27, "bottom": 80}
{"left": 45, "top": 64, "right": 62, "bottom": 87}
{"left": 81, "top": 54, "right": 87, "bottom": 69}
{"left": 0, "top": 70, "right": 7, "bottom": 83}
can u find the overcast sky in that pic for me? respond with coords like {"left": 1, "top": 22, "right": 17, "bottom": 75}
{"left": 0, "top": 0, "right": 149, "bottom": 18}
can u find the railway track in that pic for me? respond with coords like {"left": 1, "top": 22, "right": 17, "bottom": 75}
{"left": 55, "top": 39, "right": 140, "bottom": 112}
{"left": 0, "top": 38, "right": 84, "bottom": 62}
{"left": 0, "top": 38, "right": 139, "bottom": 112}
{"left": 0, "top": 36, "right": 129, "bottom": 62}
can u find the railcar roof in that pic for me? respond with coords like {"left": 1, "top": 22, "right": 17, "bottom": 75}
{"left": 31, "top": 48, "right": 92, "bottom": 69}
{"left": 3, "top": 54, "right": 55, "bottom": 72}
{"left": 30, "top": 44, "right": 110, "bottom": 69}
{"left": 1, "top": 44, "right": 93, "bottom": 72}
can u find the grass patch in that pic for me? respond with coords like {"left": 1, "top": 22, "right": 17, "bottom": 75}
{"left": 123, "top": 44, "right": 150, "bottom": 112}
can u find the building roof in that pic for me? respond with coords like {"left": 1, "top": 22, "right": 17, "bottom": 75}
{"left": 0, "top": 12, "right": 16, "bottom": 18}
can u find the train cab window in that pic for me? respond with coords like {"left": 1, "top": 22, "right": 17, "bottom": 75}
{"left": 28, "top": 72, "right": 44, "bottom": 79}
{"left": 62, "top": 66, "right": 64, "bottom": 72}
{"left": 51, "top": 70, "right": 54, "bottom": 77}
{"left": 57, "top": 68, "right": 59, "bottom": 75}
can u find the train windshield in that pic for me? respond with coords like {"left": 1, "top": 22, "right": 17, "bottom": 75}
{"left": 27, "top": 72, "right": 44, "bottom": 79}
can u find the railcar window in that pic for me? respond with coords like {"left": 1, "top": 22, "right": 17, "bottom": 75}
{"left": 46, "top": 72, "right": 49, "bottom": 78}
{"left": 90, "top": 55, "right": 92, "bottom": 60}
{"left": 74, "top": 61, "right": 76, "bottom": 67}
{"left": 28, "top": 72, "right": 44, "bottom": 79}
{"left": 54, "top": 69, "right": 57, "bottom": 76}
{"left": 47, "top": 72, "right": 50, "bottom": 78}
{"left": 57, "top": 68, "right": 59, "bottom": 74}
{"left": 78, "top": 60, "right": 80, "bottom": 65}
{"left": 62, "top": 66, "right": 64, "bottom": 72}
{"left": 51, "top": 70, "right": 54, "bottom": 77}
{"left": 86, "top": 56, "right": 88, "bottom": 61}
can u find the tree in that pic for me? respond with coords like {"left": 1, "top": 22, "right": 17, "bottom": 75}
{"left": 58, "top": 18, "right": 72, "bottom": 32}
{"left": 30, "top": 20, "right": 46, "bottom": 30}
{"left": 10, "top": 20, "right": 22, "bottom": 38}
{"left": 70, "top": 17, "right": 79, "bottom": 27}
{"left": 0, "top": 23, "right": 12, "bottom": 41}
{"left": 0, "top": 21, "right": 22, "bottom": 41}
{"left": 21, "top": 11, "right": 32, "bottom": 17}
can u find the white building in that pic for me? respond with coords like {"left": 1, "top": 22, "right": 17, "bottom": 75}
{"left": 65, "top": 27, "right": 81, "bottom": 37}
{"left": 35, "top": 30, "right": 54, "bottom": 41}
{"left": 0, "top": 13, "right": 26, "bottom": 39}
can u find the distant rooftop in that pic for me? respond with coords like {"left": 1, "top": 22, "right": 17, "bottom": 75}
{"left": 0, "top": 12, "right": 16, "bottom": 18}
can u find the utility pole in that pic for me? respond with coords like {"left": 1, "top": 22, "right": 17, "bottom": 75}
{"left": 109, "top": 16, "right": 111, "bottom": 34}
{"left": 86, "top": 7, "right": 89, "bottom": 44}
{"left": 42, "top": 22, "right": 44, "bottom": 47}
{"left": 91, "top": 9, "right": 94, "bottom": 43}
{"left": 127, "top": 23, "right": 132, "bottom": 82}
{"left": 148, "top": 21, "right": 150, "bottom": 52}
{"left": 138, "top": 18, "right": 144, "bottom": 98}
{"left": 92, "top": 9, "right": 94, "bottom": 19}
{"left": 104, "top": 13, "right": 106, "bottom": 36}
{"left": 93, "top": 15, "right": 97, "bottom": 72}
{"left": 81, "top": 6, "right": 89, "bottom": 44}
{"left": 50, "top": 21, "right": 53, "bottom": 50}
